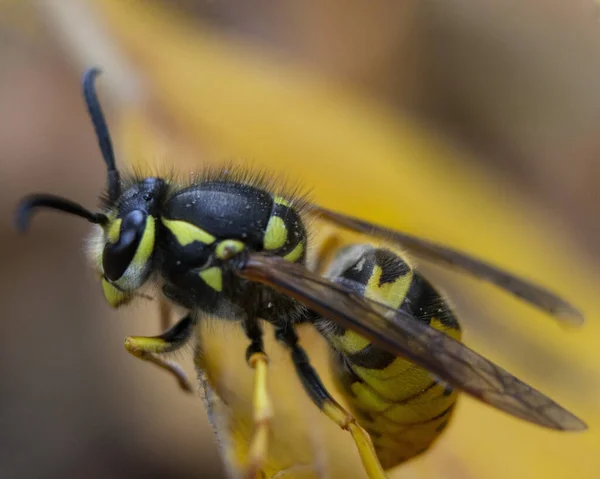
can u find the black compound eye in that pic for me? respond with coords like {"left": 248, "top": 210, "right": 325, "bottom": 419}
{"left": 103, "top": 209, "right": 147, "bottom": 281}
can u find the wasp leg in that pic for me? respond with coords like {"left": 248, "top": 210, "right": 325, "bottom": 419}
{"left": 243, "top": 319, "right": 273, "bottom": 479}
{"left": 125, "top": 314, "right": 196, "bottom": 393}
{"left": 276, "top": 327, "right": 388, "bottom": 479}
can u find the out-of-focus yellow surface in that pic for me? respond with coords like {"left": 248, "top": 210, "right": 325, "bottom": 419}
{"left": 92, "top": 1, "right": 600, "bottom": 478}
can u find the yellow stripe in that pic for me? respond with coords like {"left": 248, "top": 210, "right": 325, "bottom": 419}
{"left": 353, "top": 357, "right": 414, "bottom": 381}
{"left": 263, "top": 216, "right": 288, "bottom": 250}
{"left": 215, "top": 239, "right": 245, "bottom": 259}
{"left": 161, "top": 217, "right": 216, "bottom": 245}
{"left": 384, "top": 389, "right": 456, "bottom": 423}
{"left": 102, "top": 278, "right": 133, "bottom": 308}
{"left": 199, "top": 267, "right": 223, "bottom": 292}
{"left": 430, "top": 317, "right": 461, "bottom": 340}
{"left": 112, "top": 216, "right": 156, "bottom": 290}
{"left": 274, "top": 196, "right": 290, "bottom": 207}
{"left": 365, "top": 265, "right": 412, "bottom": 310}
{"left": 352, "top": 364, "right": 436, "bottom": 402}
{"left": 331, "top": 329, "right": 371, "bottom": 354}
{"left": 350, "top": 382, "right": 391, "bottom": 412}
{"left": 132, "top": 216, "right": 155, "bottom": 267}
{"left": 283, "top": 241, "right": 304, "bottom": 262}
{"left": 107, "top": 218, "right": 122, "bottom": 243}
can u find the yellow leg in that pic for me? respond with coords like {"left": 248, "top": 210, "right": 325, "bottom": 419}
{"left": 244, "top": 352, "right": 273, "bottom": 479}
{"left": 279, "top": 328, "right": 388, "bottom": 479}
{"left": 125, "top": 314, "right": 195, "bottom": 393}
{"left": 322, "top": 400, "right": 387, "bottom": 479}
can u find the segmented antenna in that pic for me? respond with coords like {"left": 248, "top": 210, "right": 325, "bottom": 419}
{"left": 16, "top": 194, "right": 108, "bottom": 232}
{"left": 82, "top": 67, "right": 121, "bottom": 202}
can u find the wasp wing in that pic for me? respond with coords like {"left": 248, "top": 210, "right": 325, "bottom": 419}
{"left": 309, "top": 205, "right": 583, "bottom": 326}
{"left": 239, "top": 253, "right": 586, "bottom": 431}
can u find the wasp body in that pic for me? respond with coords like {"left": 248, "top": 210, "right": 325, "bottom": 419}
{"left": 91, "top": 175, "right": 306, "bottom": 314}
{"left": 319, "top": 245, "right": 461, "bottom": 468}
{"left": 16, "top": 69, "right": 586, "bottom": 479}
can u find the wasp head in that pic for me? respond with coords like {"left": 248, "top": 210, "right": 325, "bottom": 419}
{"left": 15, "top": 68, "right": 161, "bottom": 308}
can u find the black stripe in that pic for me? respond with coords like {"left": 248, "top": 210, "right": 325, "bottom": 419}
{"left": 402, "top": 273, "right": 460, "bottom": 330}
{"left": 346, "top": 343, "right": 396, "bottom": 370}
{"left": 339, "top": 253, "right": 376, "bottom": 287}
{"left": 374, "top": 249, "right": 411, "bottom": 286}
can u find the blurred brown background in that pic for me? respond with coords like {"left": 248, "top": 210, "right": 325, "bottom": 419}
{"left": 1, "top": 1, "right": 599, "bottom": 478}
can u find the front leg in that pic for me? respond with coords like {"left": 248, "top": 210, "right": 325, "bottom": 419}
{"left": 125, "top": 314, "right": 196, "bottom": 393}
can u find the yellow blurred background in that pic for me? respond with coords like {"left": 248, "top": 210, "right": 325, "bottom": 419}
{"left": 1, "top": 1, "right": 599, "bottom": 478}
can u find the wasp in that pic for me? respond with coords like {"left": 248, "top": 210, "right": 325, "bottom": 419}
{"left": 16, "top": 68, "right": 586, "bottom": 479}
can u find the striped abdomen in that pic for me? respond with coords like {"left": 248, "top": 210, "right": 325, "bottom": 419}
{"left": 318, "top": 244, "right": 462, "bottom": 469}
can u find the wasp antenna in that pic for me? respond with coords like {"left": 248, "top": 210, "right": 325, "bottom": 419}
{"left": 16, "top": 194, "right": 108, "bottom": 232}
{"left": 82, "top": 67, "right": 121, "bottom": 202}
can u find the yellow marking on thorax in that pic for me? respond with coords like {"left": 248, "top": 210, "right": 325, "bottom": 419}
{"left": 365, "top": 265, "right": 413, "bottom": 310}
{"left": 264, "top": 216, "right": 288, "bottom": 250}
{"left": 284, "top": 242, "right": 304, "bottom": 262}
{"left": 274, "top": 196, "right": 291, "bottom": 207}
{"left": 215, "top": 239, "right": 245, "bottom": 260}
{"left": 161, "top": 217, "right": 216, "bottom": 245}
{"left": 199, "top": 267, "right": 223, "bottom": 292}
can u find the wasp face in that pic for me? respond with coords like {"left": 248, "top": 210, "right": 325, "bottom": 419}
{"left": 95, "top": 178, "right": 167, "bottom": 308}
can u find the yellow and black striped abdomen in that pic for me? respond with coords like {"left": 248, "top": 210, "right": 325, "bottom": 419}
{"left": 318, "top": 244, "right": 462, "bottom": 469}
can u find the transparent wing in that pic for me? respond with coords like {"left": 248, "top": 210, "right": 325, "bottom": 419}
{"left": 238, "top": 253, "right": 586, "bottom": 431}
{"left": 309, "top": 205, "right": 583, "bottom": 326}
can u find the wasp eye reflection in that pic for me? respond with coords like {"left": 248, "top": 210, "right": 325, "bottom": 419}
{"left": 102, "top": 210, "right": 147, "bottom": 281}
